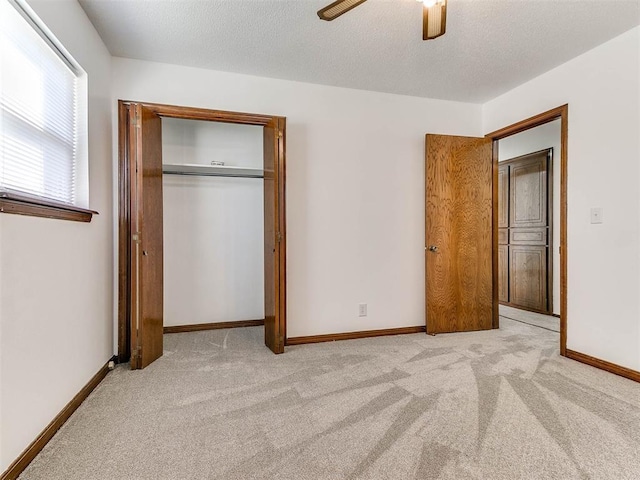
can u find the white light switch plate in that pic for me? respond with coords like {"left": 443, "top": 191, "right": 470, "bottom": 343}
{"left": 590, "top": 207, "right": 603, "bottom": 224}
{"left": 358, "top": 304, "right": 367, "bottom": 317}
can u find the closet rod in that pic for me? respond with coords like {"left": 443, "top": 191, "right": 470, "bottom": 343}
{"left": 162, "top": 170, "right": 264, "bottom": 179}
{"left": 162, "top": 163, "right": 264, "bottom": 179}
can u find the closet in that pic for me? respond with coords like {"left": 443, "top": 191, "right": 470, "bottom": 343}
{"left": 118, "top": 101, "right": 286, "bottom": 369}
{"left": 162, "top": 119, "right": 265, "bottom": 330}
{"left": 498, "top": 149, "right": 552, "bottom": 314}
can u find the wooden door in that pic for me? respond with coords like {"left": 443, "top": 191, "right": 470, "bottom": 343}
{"left": 499, "top": 150, "right": 551, "bottom": 314}
{"left": 510, "top": 245, "right": 548, "bottom": 310}
{"left": 130, "top": 104, "right": 164, "bottom": 369}
{"left": 263, "top": 118, "right": 286, "bottom": 353}
{"left": 425, "top": 134, "right": 494, "bottom": 334}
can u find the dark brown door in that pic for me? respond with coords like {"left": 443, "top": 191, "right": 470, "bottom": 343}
{"left": 263, "top": 119, "right": 286, "bottom": 353}
{"left": 498, "top": 150, "right": 551, "bottom": 313}
{"left": 425, "top": 134, "right": 494, "bottom": 334}
{"left": 130, "top": 104, "right": 164, "bottom": 369}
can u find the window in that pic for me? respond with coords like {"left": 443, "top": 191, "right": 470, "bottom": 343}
{"left": 0, "top": 0, "right": 93, "bottom": 221}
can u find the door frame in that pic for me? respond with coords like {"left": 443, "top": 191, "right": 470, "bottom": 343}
{"left": 487, "top": 104, "right": 568, "bottom": 356}
{"left": 117, "top": 100, "right": 287, "bottom": 363}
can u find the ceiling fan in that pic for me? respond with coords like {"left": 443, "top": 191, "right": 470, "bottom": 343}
{"left": 317, "top": 0, "right": 447, "bottom": 40}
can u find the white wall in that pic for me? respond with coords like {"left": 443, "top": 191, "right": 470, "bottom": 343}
{"left": 484, "top": 27, "right": 640, "bottom": 371}
{"left": 0, "top": 0, "right": 113, "bottom": 471}
{"left": 162, "top": 119, "right": 264, "bottom": 326}
{"left": 499, "top": 120, "right": 561, "bottom": 315}
{"left": 112, "top": 58, "right": 483, "bottom": 338}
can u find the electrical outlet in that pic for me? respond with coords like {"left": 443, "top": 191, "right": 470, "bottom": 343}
{"left": 358, "top": 303, "right": 367, "bottom": 317}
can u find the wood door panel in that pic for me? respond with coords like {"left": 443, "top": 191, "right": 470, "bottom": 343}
{"left": 263, "top": 119, "right": 285, "bottom": 354}
{"left": 509, "top": 153, "right": 548, "bottom": 228}
{"left": 132, "top": 105, "right": 164, "bottom": 369}
{"left": 509, "top": 245, "right": 547, "bottom": 311}
{"left": 128, "top": 106, "right": 139, "bottom": 369}
{"left": 498, "top": 165, "right": 509, "bottom": 228}
{"left": 498, "top": 228, "right": 508, "bottom": 245}
{"left": 498, "top": 245, "right": 509, "bottom": 303}
{"left": 263, "top": 124, "right": 276, "bottom": 353}
{"left": 510, "top": 227, "right": 547, "bottom": 246}
{"left": 425, "top": 134, "right": 493, "bottom": 334}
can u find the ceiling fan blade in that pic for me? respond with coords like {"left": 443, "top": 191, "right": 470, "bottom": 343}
{"left": 423, "top": 0, "right": 447, "bottom": 40}
{"left": 317, "top": 0, "right": 368, "bottom": 21}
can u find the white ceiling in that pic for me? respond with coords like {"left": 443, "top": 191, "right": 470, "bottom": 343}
{"left": 79, "top": 0, "right": 640, "bottom": 103}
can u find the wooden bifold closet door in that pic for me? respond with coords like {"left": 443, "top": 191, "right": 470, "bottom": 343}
{"left": 129, "top": 104, "right": 164, "bottom": 369}
{"left": 498, "top": 150, "right": 552, "bottom": 314}
{"left": 263, "top": 118, "right": 286, "bottom": 354}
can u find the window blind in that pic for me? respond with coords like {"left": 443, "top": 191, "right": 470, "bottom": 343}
{"left": 0, "top": 0, "right": 80, "bottom": 205}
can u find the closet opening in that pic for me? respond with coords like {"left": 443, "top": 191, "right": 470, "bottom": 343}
{"left": 162, "top": 118, "right": 266, "bottom": 332}
{"left": 118, "top": 101, "right": 287, "bottom": 369}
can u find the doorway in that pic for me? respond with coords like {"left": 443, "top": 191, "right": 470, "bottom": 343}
{"left": 488, "top": 105, "right": 568, "bottom": 354}
{"left": 117, "top": 101, "right": 287, "bottom": 369}
{"left": 497, "top": 120, "right": 561, "bottom": 333}
{"left": 424, "top": 105, "right": 567, "bottom": 354}
{"left": 162, "top": 119, "right": 265, "bottom": 331}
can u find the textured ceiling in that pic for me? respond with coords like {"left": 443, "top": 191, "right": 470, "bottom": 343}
{"left": 79, "top": 0, "right": 640, "bottom": 103}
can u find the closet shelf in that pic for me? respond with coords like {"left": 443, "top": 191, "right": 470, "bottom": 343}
{"left": 162, "top": 163, "right": 264, "bottom": 178}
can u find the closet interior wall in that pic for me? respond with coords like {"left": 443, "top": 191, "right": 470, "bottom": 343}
{"left": 162, "top": 118, "right": 265, "bottom": 327}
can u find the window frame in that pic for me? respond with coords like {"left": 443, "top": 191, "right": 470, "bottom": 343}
{"left": 0, "top": 0, "right": 96, "bottom": 222}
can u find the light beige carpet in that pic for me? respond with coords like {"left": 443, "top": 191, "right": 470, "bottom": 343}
{"left": 19, "top": 319, "right": 640, "bottom": 480}
{"left": 500, "top": 304, "right": 560, "bottom": 332}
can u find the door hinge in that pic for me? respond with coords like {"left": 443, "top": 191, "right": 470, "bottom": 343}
{"left": 278, "top": 130, "right": 283, "bottom": 139}
{"left": 131, "top": 346, "right": 141, "bottom": 359}
{"left": 132, "top": 232, "right": 141, "bottom": 243}
{"left": 276, "top": 232, "right": 282, "bottom": 243}
{"left": 131, "top": 116, "right": 140, "bottom": 128}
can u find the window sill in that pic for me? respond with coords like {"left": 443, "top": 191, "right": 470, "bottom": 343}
{"left": 0, "top": 191, "right": 97, "bottom": 223}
